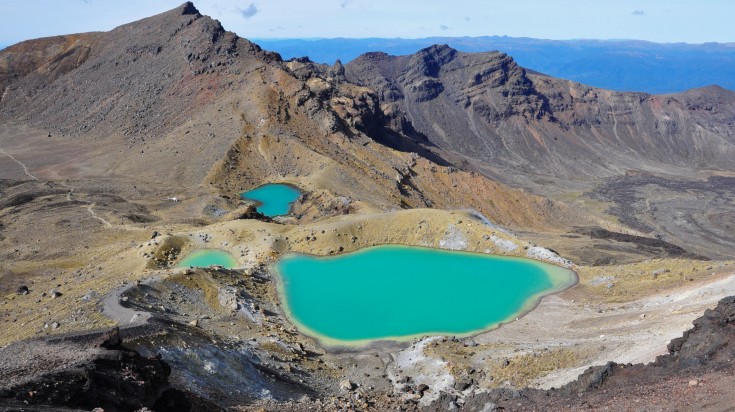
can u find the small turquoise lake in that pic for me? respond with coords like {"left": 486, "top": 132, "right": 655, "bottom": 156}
{"left": 275, "top": 245, "right": 576, "bottom": 344}
{"left": 240, "top": 183, "right": 302, "bottom": 217}
{"left": 177, "top": 249, "right": 238, "bottom": 269}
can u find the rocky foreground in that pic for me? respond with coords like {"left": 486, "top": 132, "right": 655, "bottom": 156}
{"left": 1, "top": 295, "right": 733, "bottom": 411}
{"left": 0, "top": 326, "right": 218, "bottom": 411}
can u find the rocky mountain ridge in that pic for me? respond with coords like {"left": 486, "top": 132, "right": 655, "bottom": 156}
{"left": 253, "top": 36, "right": 735, "bottom": 94}
{"left": 338, "top": 44, "right": 735, "bottom": 259}
{"left": 0, "top": 3, "right": 280, "bottom": 139}
{"left": 345, "top": 44, "right": 735, "bottom": 186}
{"left": 4, "top": 5, "right": 734, "bottom": 192}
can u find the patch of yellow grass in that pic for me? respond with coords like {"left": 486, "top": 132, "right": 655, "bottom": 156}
{"left": 0, "top": 236, "right": 147, "bottom": 346}
{"left": 486, "top": 348, "right": 580, "bottom": 388}
{"left": 569, "top": 259, "right": 735, "bottom": 304}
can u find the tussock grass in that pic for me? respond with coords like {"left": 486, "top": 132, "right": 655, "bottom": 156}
{"left": 569, "top": 259, "right": 735, "bottom": 304}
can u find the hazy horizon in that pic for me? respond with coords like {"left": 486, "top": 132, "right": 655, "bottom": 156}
{"left": 6, "top": 34, "right": 735, "bottom": 52}
{"left": 249, "top": 35, "right": 735, "bottom": 45}
{"left": 1, "top": 1, "right": 733, "bottom": 47}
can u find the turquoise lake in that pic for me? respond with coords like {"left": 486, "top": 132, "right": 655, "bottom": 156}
{"left": 240, "top": 183, "right": 302, "bottom": 217}
{"left": 177, "top": 249, "right": 238, "bottom": 269}
{"left": 275, "top": 245, "right": 576, "bottom": 344}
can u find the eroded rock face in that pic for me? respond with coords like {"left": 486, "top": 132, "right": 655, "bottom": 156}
{"left": 666, "top": 295, "right": 735, "bottom": 367}
{"left": 345, "top": 45, "right": 735, "bottom": 183}
{"left": 0, "top": 327, "right": 215, "bottom": 411}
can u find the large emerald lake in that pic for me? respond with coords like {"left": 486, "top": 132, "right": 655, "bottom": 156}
{"left": 240, "top": 183, "right": 302, "bottom": 217}
{"left": 275, "top": 245, "right": 576, "bottom": 344}
{"left": 177, "top": 249, "right": 238, "bottom": 269}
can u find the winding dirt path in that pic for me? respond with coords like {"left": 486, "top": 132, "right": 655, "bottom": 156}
{"left": 56, "top": 180, "right": 147, "bottom": 231}
{"left": 0, "top": 143, "right": 118, "bottom": 229}
{"left": 85, "top": 202, "right": 113, "bottom": 227}
{"left": 101, "top": 280, "right": 155, "bottom": 326}
{"left": 0, "top": 146, "right": 38, "bottom": 180}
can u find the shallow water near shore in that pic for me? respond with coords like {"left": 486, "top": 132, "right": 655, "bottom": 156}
{"left": 240, "top": 183, "right": 302, "bottom": 217}
{"left": 177, "top": 249, "right": 238, "bottom": 269}
{"left": 275, "top": 245, "right": 577, "bottom": 345}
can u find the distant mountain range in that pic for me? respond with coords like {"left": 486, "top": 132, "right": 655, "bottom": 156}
{"left": 254, "top": 37, "right": 735, "bottom": 94}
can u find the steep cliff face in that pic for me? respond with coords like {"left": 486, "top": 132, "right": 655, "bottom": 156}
{"left": 345, "top": 46, "right": 551, "bottom": 149}
{"left": 345, "top": 45, "right": 735, "bottom": 186}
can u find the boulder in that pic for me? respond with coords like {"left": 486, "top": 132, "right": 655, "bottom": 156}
{"left": 339, "top": 379, "right": 356, "bottom": 392}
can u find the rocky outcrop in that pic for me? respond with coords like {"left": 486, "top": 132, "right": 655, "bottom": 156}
{"left": 666, "top": 295, "right": 735, "bottom": 367}
{"left": 0, "top": 327, "right": 217, "bottom": 411}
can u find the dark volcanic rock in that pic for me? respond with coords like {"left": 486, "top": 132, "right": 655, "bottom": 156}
{"left": 666, "top": 295, "right": 735, "bottom": 367}
{"left": 234, "top": 204, "right": 275, "bottom": 222}
{"left": 181, "top": 1, "right": 200, "bottom": 15}
{"left": 0, "top": 327, "right": 218, "bottom": 412}
{"left": 555, "top": 361, "right": 617, "bottom": 396}
{"left": 587, "top": 173, "right": 735, "bottom": 260}
{"left": 574, "top": 226, "right": 707, "bottom": 260}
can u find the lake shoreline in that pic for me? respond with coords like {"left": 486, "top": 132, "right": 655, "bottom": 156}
{"left": 240, "top": 183, "right": 303, "bottom": 217}
{"left": 272, "top": 244, "right": 578, "bottom": 348}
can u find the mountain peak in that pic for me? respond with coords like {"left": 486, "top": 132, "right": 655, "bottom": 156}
{"left": 418, "top": 44, "right": 456, "bottom": 55}
{"left": 410, "top": 44, "right": 457, "bottom": 78}
{"left": 180, "top": 1, "right": 200, "bottom": 16}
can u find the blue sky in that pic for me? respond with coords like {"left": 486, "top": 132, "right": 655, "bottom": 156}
{"left": 1, "top": 0, "right": 734, "bottom": 47}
